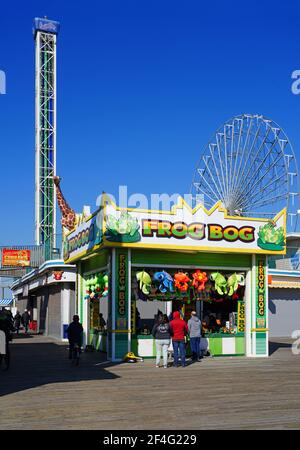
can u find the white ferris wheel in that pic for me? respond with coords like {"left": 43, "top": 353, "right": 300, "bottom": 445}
{"left": 191, "top": 114, "right": 300, "bottom": 231}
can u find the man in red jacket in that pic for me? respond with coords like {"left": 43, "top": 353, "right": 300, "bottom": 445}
{"left": 170, "top": 311, "right": 188, "bottom": 367}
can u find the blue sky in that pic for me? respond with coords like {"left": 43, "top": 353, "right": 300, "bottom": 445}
{"left": 0, "top": 0, "right": 300, "bottom": 246}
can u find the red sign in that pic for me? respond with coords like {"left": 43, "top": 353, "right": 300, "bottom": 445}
{"left": 53, "top": 271, "right": 63, "bottom": 280}
{"left": 2, "top": 249, "right": 31, "bottom": 267}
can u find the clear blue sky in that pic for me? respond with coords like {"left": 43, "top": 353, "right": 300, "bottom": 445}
{"left": 0, "top": 0, "right": 299, "bottom": 245}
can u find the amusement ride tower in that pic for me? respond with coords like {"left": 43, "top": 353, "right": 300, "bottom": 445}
{"left": 33, "top": 17, "right": 60, "bottom": 256}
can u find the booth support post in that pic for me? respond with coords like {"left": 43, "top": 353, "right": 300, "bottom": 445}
{"left": 245, "top": 268, "right": 252, "bottom": 357}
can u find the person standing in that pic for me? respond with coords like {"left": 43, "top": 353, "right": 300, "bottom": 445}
{"left": 152, "top": 314, "right": 171, "bottom": 368}
{"left": 21, "top": 310, "right": 30, "bottom": 334}
{"left": 154, "top": 309, "right": 163, "bottom": 324}
{"left": 169, "top": 311, "right": 188, "bottom": 368}
{"left": 14, "top": 311, "right": 22, "bottom": 335}
{"left": 99, "top": 313, "right": 106, "bottom": 331}
{"left": 188, "top": 311, "right": 202, "bottom": 361}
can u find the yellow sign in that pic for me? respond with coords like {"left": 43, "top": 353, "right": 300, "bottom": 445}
{"left": 131, "top": 302, "right": 136, "bottom": 334}
{"left": 237, "top": 301, "right": 245, "bottom": 333}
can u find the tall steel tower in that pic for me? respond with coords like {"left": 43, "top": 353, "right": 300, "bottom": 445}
{"left": 33, "top": 17, "right": 60, "bottom": 256}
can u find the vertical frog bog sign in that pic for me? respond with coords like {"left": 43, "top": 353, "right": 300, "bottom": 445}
{"left": 115, "top": 250, "right": 128, "bottom": 331}
{"left": 256, "top": 258, "right": 266, "bottom": 329}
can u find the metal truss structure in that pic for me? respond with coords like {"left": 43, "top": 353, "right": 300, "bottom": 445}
{"left": 34, "top": 18, "right": 60, "bottom": 253}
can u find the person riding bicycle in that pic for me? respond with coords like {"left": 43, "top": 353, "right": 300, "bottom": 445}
{"left": 67, "top": 315, "right": 83, "bottom": 362}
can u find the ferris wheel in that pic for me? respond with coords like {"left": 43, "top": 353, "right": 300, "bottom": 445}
{"left": 191, "top": 114, "right": 300, "bottom": 230}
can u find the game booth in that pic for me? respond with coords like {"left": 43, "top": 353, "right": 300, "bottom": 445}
{"left": 63, "top": 195, "right": 286, "bottom": 361}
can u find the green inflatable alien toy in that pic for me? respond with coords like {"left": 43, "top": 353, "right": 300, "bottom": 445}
{"left": 227, "top": 273, "right": 245, "bottom": 296}
{"left": 210, "top": 272, "right": 228, "bottom": 295}
{"left": 136, "top": 271, "right": 152, "bottom": 295}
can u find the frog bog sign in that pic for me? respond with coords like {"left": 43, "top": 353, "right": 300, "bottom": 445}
{"left": 63, "top": 195, "right": 286, "bottom": 263}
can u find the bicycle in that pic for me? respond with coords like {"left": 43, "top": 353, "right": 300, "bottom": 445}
{"left": 71, "top": 343, "right": 81, "bottom": 366}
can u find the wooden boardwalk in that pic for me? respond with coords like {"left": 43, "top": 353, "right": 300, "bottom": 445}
{"left": 0, "top": 334, "right": 300, "bottom": 429}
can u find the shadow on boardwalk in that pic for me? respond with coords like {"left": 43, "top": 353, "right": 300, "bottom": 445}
{"left": 269, "top": 338, "right": 292, "bottom": 356}
{"left": 0, "top": 336, "right": 120, "bottom": 397}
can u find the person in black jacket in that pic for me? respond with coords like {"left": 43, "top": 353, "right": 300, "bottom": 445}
{"left": 67, "top": 315, "right": 83, "bottom": 360}
{"left": 14, "top": 311, "right": 21, "bottom": 334}
{"left": 152, "top": 314, "right": 171, "bottom": 368}
{"left": 21, "top": 310, "right": 30, "bottom": 334}
{"left": 0, "top": 309, "right": 15, "bottom": 370}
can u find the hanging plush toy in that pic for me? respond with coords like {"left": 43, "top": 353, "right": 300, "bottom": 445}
{"left": 174, "top": 272, "right": 191, "bottom": 292}
{"left": 85, "top": 277, "right": 93, "bottom": 295}
{"left": 95, "top": 273, "right": 103, "bottom": 293}
{"left": 153, "top": 271, "right": 175, "bottom": 293}
{"left": 227, "top": 273, "right": 245, "bottom": 296}
{"left": 102, "top": 274, "right": 109, "bottom": 296}
{"left": 210, "top": 272, "right": 228, "bottom": 295}
{"left": 85, "top": 277, "right": 92, "bottom": 294}
{"left": 136, "top": 271, "right": 152, "bottom": 295}
{"left": 90, "top": 275, "right": 97, "bottom": 292}
{"left": 192, "top": 269, "right": 208, "bottom": 292}
{"left": 85, "top": 273, "right": 105, "bottom": 299}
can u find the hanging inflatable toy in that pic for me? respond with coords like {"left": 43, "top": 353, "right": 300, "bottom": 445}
{"left": 136, "top": 271, "right": 152, "bottom": 295}
{"left": 227, "top": 273, "right": 245, "bottom": 296}
{"left": 90, "top": 274, "right": 97, "bottom": 292}
{"left": 95, "top": 274, "right": 103, "bottom": 293}
{"left": 102, "top": 274, "right": 109, "bottom": 296}
{"left": 85, "top": 277, "right": 93, "bottom": 296}
{"left": 192, "top": 269, "right": 208, "bottom": 292}
{"left": 85, "top": 274, "right": 103, "bottom": 299}
{"left": 174, "top": 272, "right": 191, "bottom": 292}
{"left": 210, "top": 272, "right": 228, "bottom": 295}
{"left": 153, "top": 271, "right": 175, "bottom": 293}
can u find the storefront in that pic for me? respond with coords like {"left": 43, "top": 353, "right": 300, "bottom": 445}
{"left": 11, "top": 260, "right": 76, "bottom": 340}
{"left": 63, "top": 195, "right": 286, "bottom": 361}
